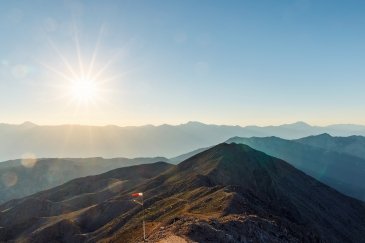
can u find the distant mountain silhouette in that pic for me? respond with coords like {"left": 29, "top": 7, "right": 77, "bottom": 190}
{"left": 1, "top": 144, "right": 364, "bottom": 242}
{"left": 1, "top": 121, "right": 365, "bottom": 161}
{"left": 296, "top": 133, "right": 365, "bottom": 160}
{"left": 169, "top": 146, "right": 212, "bottom": 164}
{"left": 226, "top": 136, "right": 365, "bottom": 201}
{"left": 0, "top": 157, "right": 168, "bottom": 203}
{"left": 19, "top": 121, "right": 37, "bottom": 129}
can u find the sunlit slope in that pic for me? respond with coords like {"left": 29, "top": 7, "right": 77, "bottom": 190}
{"left": 1, "top": 144, "right": 364, "bottom": 242}
{"left": 0, "top": 157, "right": 168, "bottom": 204}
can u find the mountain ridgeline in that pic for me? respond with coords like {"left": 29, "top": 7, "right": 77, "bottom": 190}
{"left": 226, "top": 135, "right": 365, "bottom": 201}
{"left": 296, "top": 133, "right": 365, "bottom": 160}
{"left": 2, "top": 121, "right": 365, "bottom": 161}
{"left": 1, "top": 143, "right": 364, "bottom": 242}
{"left": 1, "top": 133, "right": 365, "bottom": 207}
{"left": 0, "top": 157, "right": 168, "bottom": 204}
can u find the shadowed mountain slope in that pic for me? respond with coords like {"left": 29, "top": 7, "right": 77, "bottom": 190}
{"left": 226, "top": 136, "right": 365, "bottom": 201}
{"left": 0, "top": 144, "right": 364, "bottom": 242}
{"left": 0, "top": 157, "right": 168, "bottom": 204}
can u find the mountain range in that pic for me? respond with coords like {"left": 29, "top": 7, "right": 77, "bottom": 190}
{"left": 0, "top": 157, "right": 167, "bottom": 204}
{"left": 2, "top": 132, "right": 365, "bottom": 205}
{"left": 2, "top": 121, "right": 365, "bottom": 161}
{"left": 1, "top": 143, "right": 364, "bottom": 242}
{"left": 296, "top": 133, "right": 365, "bottom": 160}
{"left": 226, "top": 135, "right": 365, "bottom": 201}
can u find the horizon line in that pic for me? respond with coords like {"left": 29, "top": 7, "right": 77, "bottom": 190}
{"left": 1, "top": 120, "right": 365, "bottom": 128}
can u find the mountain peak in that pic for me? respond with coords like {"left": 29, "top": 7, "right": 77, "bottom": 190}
{"left": 2, "top": 142, "right": 365, "bottom": 242}
{"left": 19, "top": 121, "right": 37, "bottom": 128}
{"left": 172, "top": 143, "right": 293, "bottom": 191}
{"left": 297, "top": 133, "right": 333, "bottom": 141}
{"left": 179, "top": 142, "right": 274, "bottom": 166}
{"left": 286, "top": 121, "right": 311, "bottom": 127}
{"left": 183, "top": 121, "right": 206, "bottom": 126}
{"left": 316, "top": 133, "right": 332, "bottom": 138}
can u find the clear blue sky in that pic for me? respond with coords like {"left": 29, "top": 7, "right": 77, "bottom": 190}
{"left": 1, "top": 0, "right": 365, "bottom": 126}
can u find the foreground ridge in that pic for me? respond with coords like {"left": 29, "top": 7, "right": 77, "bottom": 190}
{"left": 0, "top": 143, "right": 364, "bottom": 242}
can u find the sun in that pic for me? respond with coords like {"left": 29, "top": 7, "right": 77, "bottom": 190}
{"left": 41, "top": 26, "right": 124, "bottom": 109}
{"left": 70, "top": 78, "right": 99, "bottom": 103}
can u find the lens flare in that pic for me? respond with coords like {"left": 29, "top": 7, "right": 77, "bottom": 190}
{"left": 2, "top": 172, "right": 18, "bottom": 187}
{"left": 21, "top": 153, "right": 38, "bottom": 168}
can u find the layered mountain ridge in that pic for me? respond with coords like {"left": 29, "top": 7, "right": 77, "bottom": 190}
{"left": 296, "top": 133, "right": 365, "bottom": 160}
{"left": 2, "top": 132, "right": 365, "bottom": 207}
{"left": 226, "top": 136, "right": 365, "bottom": 201}
{"left": 1, "top": 143, "right": 364, "bottom": 242}
{"left": 2, "top": 121, "right": 365, "bottom": 161}
{"left": 0, "top": 157, "right": 168, "bottom": 204}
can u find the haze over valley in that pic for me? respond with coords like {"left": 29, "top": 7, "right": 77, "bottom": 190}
{"left": 2, "top": 121, "right": 365, "bottom": 161}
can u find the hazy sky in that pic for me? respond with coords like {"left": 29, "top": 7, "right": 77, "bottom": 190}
{"left": 1, "top": 0, "right": 365, "bottom": 126}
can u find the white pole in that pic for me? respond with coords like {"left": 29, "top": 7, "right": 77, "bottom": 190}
{"left": 142, "top": 195, "right": 146, "bottom": 241}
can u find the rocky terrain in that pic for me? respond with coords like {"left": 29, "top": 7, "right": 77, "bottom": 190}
{"left": 0, "top": 143, "right": 364, "bottom": 242}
